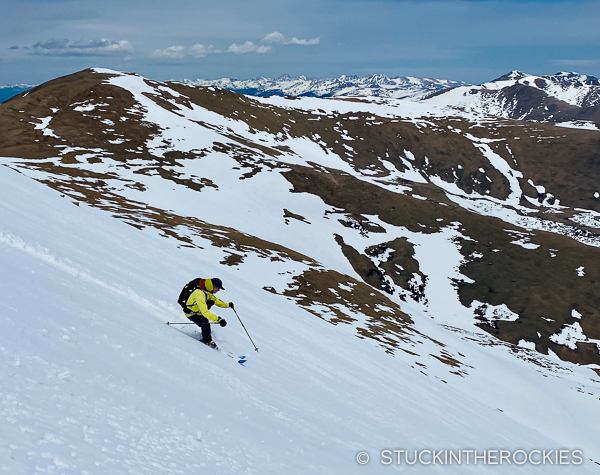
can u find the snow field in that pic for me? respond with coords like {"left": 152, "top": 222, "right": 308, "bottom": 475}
{"left": 2, "top": 161, "right": 600, "bottom": 473}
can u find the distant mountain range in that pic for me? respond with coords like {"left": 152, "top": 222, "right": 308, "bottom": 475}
{"left": 184, "top": 74, "right": 468, "bottom": 100}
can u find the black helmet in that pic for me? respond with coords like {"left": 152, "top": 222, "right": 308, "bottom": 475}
{"left": 212, "top": 278, "right": 224, "bottom": 290}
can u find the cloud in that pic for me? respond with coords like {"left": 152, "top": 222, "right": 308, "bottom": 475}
{"left": 33, "top": 38, "right": 70, "bottom": 50}
{"left": 68, "top": 39, "right": 133, "bottom": 53}
{"left": 151, "top": 33, "right": 317, "bottom": 60}
{"left": 105, "top": 41, "right": 134, "bottom": 53}
{"left": 152, "top": 45, "right": 186, "bottom": 59}
{"left": 189, "top": 43, "right": 221, "bottom": 58}
{"left": 152, "top": 44, "right": 221, "bottom": 59}
{"left": 227, "top": 41, "right": 272, "bottom": 54}
{"left": 8, "top": 45, "right": 19, "bottom": 50}
{"left": 29, "top": 38, "right": 133, "bottom": 56}
{"left": 262, "top": 31, "right": 320, "bottom": 46}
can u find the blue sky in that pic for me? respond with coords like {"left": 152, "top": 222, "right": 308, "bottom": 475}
{"left": 1, "top": 0, "right": 599, "bottom": 85}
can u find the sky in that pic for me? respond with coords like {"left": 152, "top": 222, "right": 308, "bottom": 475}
{"left": 1, "top": 0, "right": 599, "bottom": 86}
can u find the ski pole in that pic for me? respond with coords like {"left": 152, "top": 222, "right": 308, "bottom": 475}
{"left": 166, "top": 321, "right": 219, "bottom": 325}
{"left": 232, "top": 307, "right": 259, "bottom": 352}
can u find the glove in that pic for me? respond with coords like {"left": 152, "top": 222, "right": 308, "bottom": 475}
{"left": 229, "top": 302, "right": 235, "bottom": 310}
{"left": 219, "top": 318, "right": 227, "bottom": 327}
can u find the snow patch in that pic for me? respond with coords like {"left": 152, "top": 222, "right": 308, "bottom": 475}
{"left": 518, "top": 340, "right": 536, "bottom": 351}
{"left": 472, "top": 301, "right": 520, "bottom": 325}
{"left": 32, "top": 116, "right": 59, "bottom": 138}
{"left": 555, "top": 121, "right": 600, "bottom": 131}
{"left": 550, "top": 322, "right": 592, "bottom": 350}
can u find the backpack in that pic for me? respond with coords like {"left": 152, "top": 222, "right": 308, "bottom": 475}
{"left": 178, "top": 278, "right": 201, "bottom": 312}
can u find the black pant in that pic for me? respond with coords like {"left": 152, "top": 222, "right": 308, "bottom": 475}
{"left": 189, "top": 315, "right": 212, "bottom": 342}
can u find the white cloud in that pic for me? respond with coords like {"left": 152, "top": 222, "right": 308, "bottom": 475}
{"left": 151, "top": 34, "right": 316, "bottom": 60}
{"left": 101, "top": 40, "right": 134, "bottom": 53}
{"left": 262, "top": 31, "right": 320, "bottom": 46}
{"left": 189, "top": 44, "right": 207, "bottom": 57}
{"left": 152, "top": 45, "right": 186, "bottom": 59}
{"left": 189, "top": 43, "right": 221, "bottom": 57}
{"left": 227, "top": 41, "right": 272, "bottom": 54}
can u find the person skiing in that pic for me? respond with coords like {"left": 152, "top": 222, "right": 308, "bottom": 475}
{"left": 182, "top": 278, "right": 233, "bottom": 349}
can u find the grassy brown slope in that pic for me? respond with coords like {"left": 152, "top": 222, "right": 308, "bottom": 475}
{"left": 283, "top": 164, "right": 600, "bottom": 364}
{"left": 458, "top": 228, "right": 600, "bottom": 365}
{"left": 504, "top": 125, "right": 600, "bottom": 212}
{"left": 193, "top": 93, "right": 600, "bottom": 214}
{"left": 0, "top": 70, "right": 157, "bottom": 157}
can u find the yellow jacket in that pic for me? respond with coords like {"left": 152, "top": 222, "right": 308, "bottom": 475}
{"left": 185, "top": 288, "right": 229, "bottom": 322}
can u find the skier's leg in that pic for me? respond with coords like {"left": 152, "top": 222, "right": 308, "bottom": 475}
{"left": 189, "top": 315, "right": 212, "bottom": 343}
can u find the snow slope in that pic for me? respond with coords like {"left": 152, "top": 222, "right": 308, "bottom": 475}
{"left": 2, "top": 161, "right": 600, "bottom": 473}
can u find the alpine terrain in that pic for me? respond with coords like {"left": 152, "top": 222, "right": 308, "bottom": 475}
{"left": 1, "top": 68, "right": 600, "bottom": 473}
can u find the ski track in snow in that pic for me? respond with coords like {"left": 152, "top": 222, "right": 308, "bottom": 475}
{"left": 0, "top": 230, "right": 177, "bottom": 323}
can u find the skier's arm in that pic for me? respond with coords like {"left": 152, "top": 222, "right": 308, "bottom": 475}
{"left": 213, "top": 296, "right": 230, "bottom": 309}
{"left": 187, "top": 290, "right": 222, "bottom": 322}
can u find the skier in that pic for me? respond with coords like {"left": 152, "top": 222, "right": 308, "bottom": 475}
{"left": 182, "top": 278, "right": 233, "bottom": 349}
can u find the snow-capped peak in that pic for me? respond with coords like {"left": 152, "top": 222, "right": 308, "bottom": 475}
{"left": 424, "top": 70, "right": 600, "bottom": 122}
